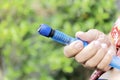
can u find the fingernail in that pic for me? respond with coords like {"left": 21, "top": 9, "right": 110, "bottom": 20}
{"left": 74, "top": 41, "right": 83, "bottom": 49}
{"left": 76, "top": 32, "right": 84, "bottom": 37}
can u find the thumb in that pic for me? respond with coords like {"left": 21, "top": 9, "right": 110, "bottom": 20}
{"left": 75, "top": 29, "right": 104, "bottom": 42}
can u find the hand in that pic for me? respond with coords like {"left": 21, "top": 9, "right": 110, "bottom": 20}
{"left": 64, "top": 29, "right": 116, "bottom": 71}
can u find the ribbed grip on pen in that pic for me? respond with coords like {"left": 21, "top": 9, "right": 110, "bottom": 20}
{"left": 52, "top": 30, "right": 88, "bottom": 46}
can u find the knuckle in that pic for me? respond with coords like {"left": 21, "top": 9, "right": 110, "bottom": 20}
{"left": 88, "top": 29, "right": 104, "bottom": 40}
{"left": 98, "top": 35, "right": 110, "bottom": 46}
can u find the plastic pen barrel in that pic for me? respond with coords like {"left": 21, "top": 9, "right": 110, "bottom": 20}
{"left": 38, "top": 24, "right": 120, "bottom": 70}
{"left": 38, "top": 24, "right": 88, "bottom": 46}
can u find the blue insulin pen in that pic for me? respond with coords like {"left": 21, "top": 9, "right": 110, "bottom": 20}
{"left": 38, "top": 24, "right": 120, "bottom": 70}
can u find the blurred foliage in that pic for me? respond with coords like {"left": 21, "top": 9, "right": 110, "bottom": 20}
{"left": 0, "top": 0, "right": 119, "bottom": 80}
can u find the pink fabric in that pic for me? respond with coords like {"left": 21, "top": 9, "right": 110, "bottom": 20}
{"left": 89, "top": 70, "right": 105, "bottom": 80}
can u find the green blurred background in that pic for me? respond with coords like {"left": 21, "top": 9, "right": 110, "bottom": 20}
{"left": 0, "top": 0, "right": 120, "bottom": 80}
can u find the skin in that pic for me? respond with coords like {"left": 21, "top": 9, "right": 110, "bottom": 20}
{"left": 100, "top": 68, "right": 120, "bottom": 80}
{"left": 64, "top": 29, "right": 120, "bottom": 79}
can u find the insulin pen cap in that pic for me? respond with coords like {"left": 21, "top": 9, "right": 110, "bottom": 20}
{"left": 38, "top": 24, "right": 52, "bottom": 37}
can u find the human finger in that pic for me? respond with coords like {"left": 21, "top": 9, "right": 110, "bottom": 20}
{"left": 97, "top": 34, "right": 111, "bottom": 46}
{"left": 97, "top": 46, "right": 116, "bottom": 71}
{"left": 64, "top": 40, "right": 84, "bottom": 58}
{"left": 75, "top": 29, "right": 104, "bottom": 42}
{"left": 75, "top": 40, "right": 101, "bottom": 63}
{"left": 84, "top": 43, "right": 108, "bottom": 68}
